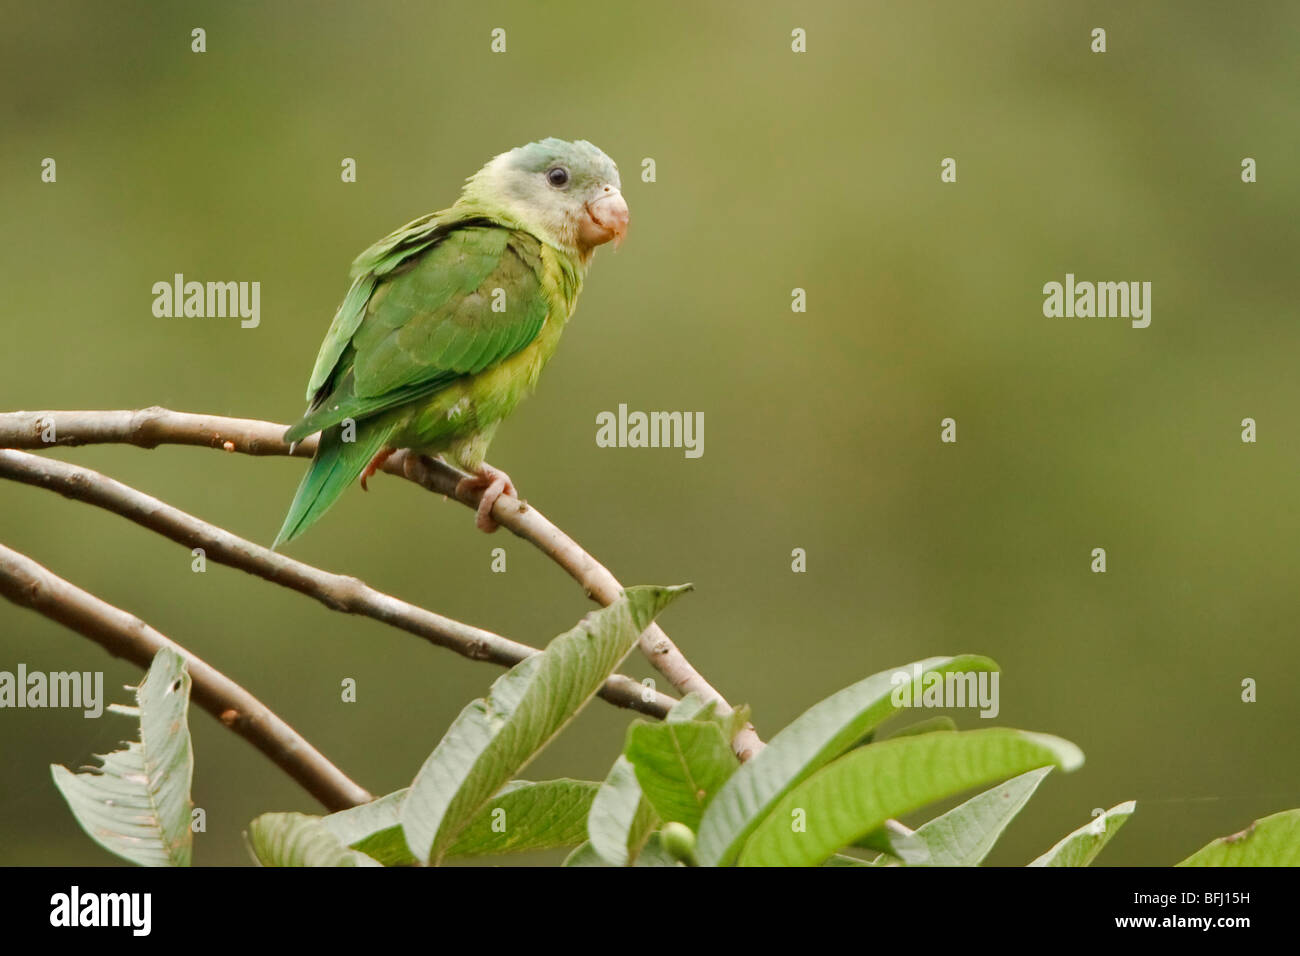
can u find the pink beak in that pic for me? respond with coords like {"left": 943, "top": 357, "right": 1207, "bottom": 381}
{"left": 581, "top": 189, "right": 629, "bottom": 248}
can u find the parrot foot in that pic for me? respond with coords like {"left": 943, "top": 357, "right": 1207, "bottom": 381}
{"left": 456, "top": 463, "right": 517, "bottom": 533}
{"left": 359, "top": 448, "right": 396, "bottom": 491}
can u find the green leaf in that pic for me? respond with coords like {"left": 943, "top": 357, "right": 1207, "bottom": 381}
{"left": 1177, "top": 808, "right": 1300, "bottom": 866}
{"left": 565, "top": 833, "right": 683, "bottom": 867}
{"left": 737, "top": 729, "right": 1083, "bottom": 867}
{"left": 323, "top": 780, "right": 599, "bottom": 864}
{"left": 562, "top": 841, "right": 607, "bottom": 866}
{"left": 625, "top": 720, "right": 739, "bottom": 831}
{"left": 854, "top": 819, "right": 914, "bottom": 854}
{"left": 401, "top": 585, "right": 689, "bottom": 864}
{"left": 697, "top": 655, "right": 998, "bottom": 866}
{"left": 1029, "top": 800, "right": 1135, "bottom": 866}
{"left": 665, "top": 693, "right": 751, "bottom": 744}
{"left": 247, "top": 812, "right": 380, "bottom": 866}
{"left": 321, "top": 788, "right": 412, "bottom": 865}
{"left": 585, "top": 694, "right": 722, "bottom": 867}
{"left": 885, "top": 767, "right": 1052, "bottom": 865}
{"left": 445, "top": 779, "right": 597, "bottom": 856}
{"left": 50, "top": 647, "right": 194, "bottom": 867}
{"left": 824, "top": 852, "right": 881, "bottom": 866}
{"left": 886, "top": 716, "right": 959, "bottom": 738}
{"left": 664, "top": 693, "right": 714, "bottom": 723}
{"left": 587, "top": 756, "right": 657, "bottom": 866}
{"left": 632, "top": 832, "right": 684, "bottom": 867}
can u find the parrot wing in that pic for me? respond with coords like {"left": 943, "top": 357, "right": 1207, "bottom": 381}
{"left": 285, "top": 221, "right": 550, "bottom": 443}
{"left": 303, "top": 210, "right": 450, "bottom": 402}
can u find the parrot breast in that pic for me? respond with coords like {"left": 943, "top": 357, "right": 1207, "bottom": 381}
{"left": 397, "top": 241, "right": 583, "bottom": 470}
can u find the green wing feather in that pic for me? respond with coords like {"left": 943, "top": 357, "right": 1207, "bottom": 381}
{"left": 285, "top": 224, "right": 548, "bottom": 443}
{"left": 303, "top": 211, "right": 453, "bottom": 401}
{"left": 275, "top": 217, "right": 552, "bottom": 546}
{"left": 273, "top": 419, "right": 396, "bottom": 549}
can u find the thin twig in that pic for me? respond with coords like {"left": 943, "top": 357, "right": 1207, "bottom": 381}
{"left": 0, "top": 449, "right": 673, "bottom": 720}
{"left": 0, "top": 408, "right": 761, "bottom": 757}
{"left": 0, "top": 543, "right": 372, "bottom": 811}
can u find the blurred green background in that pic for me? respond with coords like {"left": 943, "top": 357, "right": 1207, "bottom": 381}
{"left": 2, "top": 0, "right": 1297, "bottom": 866}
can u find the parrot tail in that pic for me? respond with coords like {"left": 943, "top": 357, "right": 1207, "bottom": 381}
{"left": 273, "top": 422, "right": 395, "bottom": 548}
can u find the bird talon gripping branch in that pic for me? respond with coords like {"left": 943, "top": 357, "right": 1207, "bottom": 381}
{"left": 455, "top": 463, "right": 517, "bottom": 534}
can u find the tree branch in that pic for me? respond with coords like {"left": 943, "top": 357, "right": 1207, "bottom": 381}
{"left": 0, "top": 408, "right": 761, "bottom": 757}
{"left": 0, "top": 542, "right": 373, "bottom": 811}
{"left": 0, "top": 448, "right": 674, "bottom": 720}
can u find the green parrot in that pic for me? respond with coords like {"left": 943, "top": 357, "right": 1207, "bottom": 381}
{"left": 274, "top": 138, "right": 628, "bottom": 547}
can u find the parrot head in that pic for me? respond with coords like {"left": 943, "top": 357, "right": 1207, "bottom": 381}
{"left": 460, "top": 138, "right": 629, "bottom": 261}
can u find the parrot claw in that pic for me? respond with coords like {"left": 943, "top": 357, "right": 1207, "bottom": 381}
{"left": 360, "top": 448, "right": 396, "bottom": 491}
{"left": 456, "top": 463, "right": 517, "bottom": 533}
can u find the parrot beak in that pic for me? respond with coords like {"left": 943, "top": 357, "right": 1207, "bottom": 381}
{"left": 580, "top": 188, "right": 629, "bottom": 249}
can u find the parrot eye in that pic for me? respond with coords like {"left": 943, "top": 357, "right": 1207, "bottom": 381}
{"left": 545, "top": 166, "right": 570, "bottom": 188}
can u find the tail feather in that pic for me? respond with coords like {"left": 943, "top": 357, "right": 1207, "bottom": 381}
{"left": 273, "top": 423, "right": 394, "bottom": 548}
